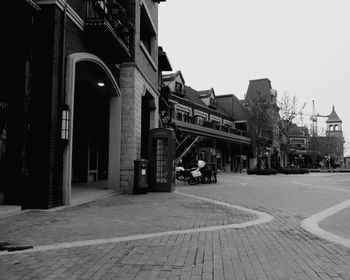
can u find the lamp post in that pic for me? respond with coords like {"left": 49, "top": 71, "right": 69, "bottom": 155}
{"left": 61, "top": 104, "right": 70, "bottom": 145}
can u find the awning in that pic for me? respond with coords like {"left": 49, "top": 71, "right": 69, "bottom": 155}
{"left": 173, "top": 120, "right": 251, "bottom": 145}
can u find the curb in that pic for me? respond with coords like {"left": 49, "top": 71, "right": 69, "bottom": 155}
{"left": 301, "top": 198, "right": 350, "bottom": 249}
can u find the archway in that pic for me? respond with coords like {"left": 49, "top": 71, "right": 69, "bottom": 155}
{"left": 63, "top": 53, "right": 121, "bottom": 205}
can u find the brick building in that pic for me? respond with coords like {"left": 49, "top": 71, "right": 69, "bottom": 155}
{"left": 160, "top": 71, "right": 251, "bottom": 172}
{"left": 243, "top": 78, "right": 280, "bottom": 169}
{"left": 324, "top": 106, "right": 344, "bottom": 166}
{"left": 1, "top": 0, "right": 166, "bottom": 209}
{"left": 284, "top": 124, "right": 310, "bottom": 167}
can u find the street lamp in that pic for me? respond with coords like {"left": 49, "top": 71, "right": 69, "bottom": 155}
{"left": 61, "top": 104, "right": 70, "bottom": 144}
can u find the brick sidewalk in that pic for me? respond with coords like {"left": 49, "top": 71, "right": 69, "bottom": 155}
{"left": 0, "top": 192, "right": 255, "bottom": 248}
{"left": 1, "top": 214, "right": 350, "bottom": 280}
{"left": 2, "top": 181, "right": 350, "bottom": 279}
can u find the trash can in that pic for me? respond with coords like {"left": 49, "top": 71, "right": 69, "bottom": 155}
{"left": 133, "top": 159, "right": 148, "bottom": 194}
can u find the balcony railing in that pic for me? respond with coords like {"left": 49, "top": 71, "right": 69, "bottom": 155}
{"left": 175, "top": 115, "right": 247, "bottom": 137}
{"left": 84, "top": 0, "right": 132, "bottom": 55}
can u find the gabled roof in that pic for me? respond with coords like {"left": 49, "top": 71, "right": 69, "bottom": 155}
{"left": 326, "top": 105, "right": 342, "bottom": 123}
{"left": 183, "top": 86, "right": 228, "bottom": 115}
{"left": 198, "top": 88, "right": 215, "bottom": 99}
{"left": 184, "top": 86, "right": 207, "bottom": 106}
{"left": 162, "top": 70, "right": 185, "bottom": 84}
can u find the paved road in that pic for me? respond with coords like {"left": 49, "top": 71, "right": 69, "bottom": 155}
{"left": 179, "top": 173, "right": 350, "bottom": 219}
{"left": 1, "top": 173, "right": 350, "bottom": 279}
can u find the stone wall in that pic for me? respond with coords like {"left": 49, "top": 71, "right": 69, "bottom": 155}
{"left": 120, "top": 63, "right": 159, "bottom": 192}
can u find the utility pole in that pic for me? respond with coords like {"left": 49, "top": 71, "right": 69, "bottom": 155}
{"left": 310, "top": 100, "right": 317, "bottom": 136}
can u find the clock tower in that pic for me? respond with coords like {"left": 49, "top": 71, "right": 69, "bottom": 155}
{"left": 326, "top": 105, "right": 343, "bottom": 137}
{"left": 326, "top": 105, "right": 344, "bottom": 166}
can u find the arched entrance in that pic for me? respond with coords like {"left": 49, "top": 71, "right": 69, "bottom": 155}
{"left": 63, "top": 53, "right": 121, "bottom": 205}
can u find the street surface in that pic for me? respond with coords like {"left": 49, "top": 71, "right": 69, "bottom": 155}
{"left": 1, "top": 173, "right": 350, "bottom": 279}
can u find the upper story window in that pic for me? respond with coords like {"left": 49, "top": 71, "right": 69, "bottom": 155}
{"left": 290, "top": 138, "right": 306, "bottom": 145}
{"left": 174, "top": 82, "right": 183, "bottom": 94}
{"left": 209, "top": 97, "right": 216, "bottom": 108}
{"left": 210, "top": 115, "right": 222, "bottom": 125}
{"left": 195, "top": 115, "right": 206, "bottom": 126}
{"left": 290, "top": 138, "right": 306, "bottom": 150}
{"left": 193, "top": 110, "right": 208, "bottom": 126}
{"left": 211, "top": 120, "right": 221, "bottom": 130}
{"left": 176, "top": 110, "right": 192, "bottom": 123}
{"left": 140, "top": 2, "right": 157, "bottom": 59}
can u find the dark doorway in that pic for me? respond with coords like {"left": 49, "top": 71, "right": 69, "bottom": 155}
{"left": 0, "top": 90, "right": 8, "bottom": 204}
{"left": 72, "top": 62, "right": 111, "bottom": 184}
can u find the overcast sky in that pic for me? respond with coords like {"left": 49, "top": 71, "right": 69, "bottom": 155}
{"left": 158, "top": 0, "right": 350, "bottom": 156}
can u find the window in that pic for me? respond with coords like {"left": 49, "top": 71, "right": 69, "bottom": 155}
{"left": 334, "top": 125, "right": 338, "bottom": 130}
{"left": 198, "top": 152, "right": 206, "bottom": 161}
{"left": 212, "top": 120, "right": 221, "bottom": 130}
{"left": 290, "top": 138, "right": 306, "bottom": 150}
{"left": 209, "top": 98, "right": 216, "bottom": 108}
{"left": 140, "top": 3, "right": 156, "bottom": 59}
{"left": 176, "top": 110, "right": 191, "bottom": 123}
{"left": 210, "top": 115, "right": 222, "bottom": 125}
{"left": 195, "top": 115, "right": 206, "bottom": 126}
{"left": 223, "top": 120, "right": 233, "bottom": 128}
{"left": 174, "top": 82, "right": 183, "bottom": 94}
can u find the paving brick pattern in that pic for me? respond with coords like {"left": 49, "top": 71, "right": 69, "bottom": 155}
{"left": 1, "top": 215, "right": 350, "bottom": 280}
{"left": 2, "top": 176, "right": 350, "bottom": 279}
{"left": 0, "top": 192, "right": 254, "bottom": 247}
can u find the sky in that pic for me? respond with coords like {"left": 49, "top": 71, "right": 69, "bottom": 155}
{"left": 158, "top": 0, "right": 350, "bottom": 156}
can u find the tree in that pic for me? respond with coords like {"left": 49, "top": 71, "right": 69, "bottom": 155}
{"left": 278, "top": 92, "right": 306, "bottom": 167}
{"left": 246, "top": 95, "right": 277, "bottom": 169}
{"left": 308, "top": 135, "right": 344, "bottom": 168}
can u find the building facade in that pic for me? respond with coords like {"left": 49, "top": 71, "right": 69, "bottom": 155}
{"left": 291, "top": 106, "right": 344, "bottom": 169}
{"left": 243, "top": 79, "right": 280, "bottom": 169}
{"left": 1, "top": 0, "right": 166, "bottom": 209}
{"left": 325, "top": 106, "right": 344, "bottom": 166}
{"left": 160, "top": 71, "right": 251, "bottom": 172}
{"left": 284, "top": 124, "right": 310, "bottom": 168}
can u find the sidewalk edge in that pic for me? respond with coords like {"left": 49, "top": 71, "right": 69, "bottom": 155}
{"left": 301, "top": 198, "right": 350, "bottom": 249}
